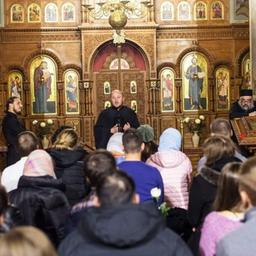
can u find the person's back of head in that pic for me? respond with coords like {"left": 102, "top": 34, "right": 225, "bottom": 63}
{"left": 158, "top": 128, "right": 182, "bottom": 152}
{"left": 51, "top": 125, "right": 72, "bottom": 145}
{"left": 210, "top": 118, "right": 232, "bottom": 137}
{"left": 213, "top": 162, "right": 243, "bottom": 212}
{"left": 106, "top": 132, "right": 124, "bottom": 155}
{"left": 84, "top": 150, "right": 116, "bottom": 187}
{"left": 23, "top": 149, "right": 55, "bottom": 178}
{"left": 122, "top": 128, "right": 143, "bottom": 154}
{"left": 0, "top": 226, "right": 57, "bottom": 256}
{"left": 203, "top": 135, "right": 236, "bottom": 168}
{"left": 96, "top": 171, "right": 137, "bottom": 208}
{"left": 17, "top": 131, "right": 39, "bottom": 157}
{"left": 52, "top": 128, "right": 78, "bottom": 150}
{"left": 137, "top": 124, "right": 155, "bottom": 143}
{"left": 239, "top": 157, "right": 256, "bottom": 207}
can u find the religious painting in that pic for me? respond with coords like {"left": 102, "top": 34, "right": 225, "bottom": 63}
{"left": 216, "top": 67, "right": 230, "bottom": 110}
{"left": 177, "top": 1, "right": 191, "bottom": 21}
{"left": 130, "top": 81, "right": 137, "bottom": 94}
{"left": 45, "top": 3, "right": 58, "bottom": 22}
{"left": 160, "top": 68, "right": 175, "bottom": 112}
{"left": 64, "top": 70, "right": 80, "bottom": 114}
{"left": 104, "top": 101, "right": 111, "bottom": 109}
{"left": 62, "top": 3, "right": 75, "bottom": 22}
{"left": 131, "top": 100, "right": 137, "bottom": 113}
{"left": 109, "top": 58, "right": 130, "bottom": 70}
{"left": 0, "top": 0, "right": 4, "bottom": 26}
{"left": 241, "top": 54, "right": 251, "bottom": 88}
{"left": 8, "top": 71, "right": 23, "bottom": 99}
{"left": 231, "top": 0, "right": 249, "bottom": 21}
{"left": 103, "top": 81, "right": 111, "bottom": 95}
{"left": 160, "top": 2, "right": 174, "bottom": 20}
{"left": 211, "top": 1, "right": 224, "bottom": 20}
{"left": 194, "top": 1, "right": 207, "bottom": 20}
{"left": 182, "top": 52, "right": 208, "bottom": 111}
{"left": 28, "top": 3, "right": 41, "bottom": 23}
{"left": 30, "top": 56, "right": 57, "bottom": 115}
{"left": 10, "top": 4, "right": 24, "bottom": 23}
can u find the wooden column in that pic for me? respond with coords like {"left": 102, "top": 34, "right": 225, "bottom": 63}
{"left": 250, "top": 0, "right": 256, "bottom": 93}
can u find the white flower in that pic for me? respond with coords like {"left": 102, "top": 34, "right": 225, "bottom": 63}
{"left": 199, "top": 115, "right": 205, "bottom": 120}
{"left": 151, "top": 187, "right": 161, "bottom": 199}
{"left": 184, "top": 117, "right": 190, "bottom": 123}
{"left": 47, "top": 119, "right": 53, "bottom": 125}
{"left": 40, "top": 122, "right": 46, "bottom": 128}
{"left": 32, "top": 120, "right": 38, "bottom": 125}
{"left": 195, "top": 118, "right": 201, "bottom": 124}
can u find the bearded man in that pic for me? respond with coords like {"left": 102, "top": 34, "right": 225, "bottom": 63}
{"left": 229, "top": 89, "right": 256, "bottom": 119}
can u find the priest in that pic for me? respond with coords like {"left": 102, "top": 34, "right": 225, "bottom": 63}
{"left": 94, "top": 90, "right": 139, "bottom": 149}
{"left": 229, "top": 89, "right": 256, "bottom": 119}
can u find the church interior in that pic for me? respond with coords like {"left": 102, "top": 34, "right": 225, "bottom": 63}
{"left": 0, "top": 0, "right": 251, "bottom": 170}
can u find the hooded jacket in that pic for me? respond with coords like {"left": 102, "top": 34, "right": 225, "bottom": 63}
{"left": 48, "top": 148, "right": 90, "bottom": 206}
{"left": 9, "top": 175, "right": 69, "bottom": 247}
{"left": 147, "top": 150, "right": 192, "bottom": 209}
{"left": 58, "top": 203, "right": 192, "bottom": 256}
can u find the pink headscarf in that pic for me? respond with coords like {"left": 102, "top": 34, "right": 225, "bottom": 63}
{"left": 23, "top": 149, "right": 56, "bottom": 178}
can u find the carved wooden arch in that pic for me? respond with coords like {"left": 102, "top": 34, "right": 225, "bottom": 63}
{"left": 23, "top": 49, "right": 63, "bottom": 80}
{"left": 89, "top": 39, "right": 150, "bottom": 74}
{"left": 213, "top": 61, "right": 234, "bottom": 77}
{"left": 4, "top": 65, "right": 26, "bottom": 81}
{"left": 235, "top": 47, "right": 249, "bottom": 77}
{"left": 157, "top": 63, "right": 177, "bottom": 77}
{"left": 62, "top": 64, "right": 82, "bottom": 80}
{"left": 176, "top": 46, "right": 215, "bottom": 77}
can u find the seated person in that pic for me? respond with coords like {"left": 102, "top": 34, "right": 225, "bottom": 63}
{"left": 59, "top": 172, "right": 192, "bottom": 256}
{"left": 118, "top": 129, "right": 164, "bottom": 204}
{"left": 8, "top": 150, "right": 70, "bottom": 247}
{"left": 147, "top": 128, "right": 192, "bottom": 210}
{"left": 137, "top": 124, "right": 158, "bottom": 162}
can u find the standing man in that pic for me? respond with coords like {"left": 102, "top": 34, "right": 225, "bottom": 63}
{"left": 2, "top": 97, "right": 26, "bottom": 166}
{"left": 94, "top": 89, "right": 139, "bottom": 149}
{"left": 229, "top": 89, "right": 256, "bottom": 119}
{"left": 34, "top": 61, "right": 52, "bottom": 113}
{"left": 185, "top": 56, "right": 205, "bottom": 110}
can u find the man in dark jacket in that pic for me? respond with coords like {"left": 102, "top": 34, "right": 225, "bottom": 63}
{"left": 59, "top": 172, "right": 192, "bottom": 256}
{"left": 229, "top": 89, "right": 256, "bottom": 119}
{"left": 94, "top": 90, "right": 140, "bottom": 149}
{"left": 2, "top": 97, "right": 26, "bottom": 166}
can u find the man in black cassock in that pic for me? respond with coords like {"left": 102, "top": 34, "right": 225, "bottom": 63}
{"left": 2, "top": 97, "right": 26, "bottom": 166}
{"left": 94, "top": 90, "right": 139, "bottom": 149}
{"left": 229, "top": 89, "right": 256, "bottom": 119}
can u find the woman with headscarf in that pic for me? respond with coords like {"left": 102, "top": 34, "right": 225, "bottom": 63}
{"left": 8, "top": 149, "right": 69, "bottom": 247}
{"left": 147, "top": 128, "right": 192, "bottom": 210}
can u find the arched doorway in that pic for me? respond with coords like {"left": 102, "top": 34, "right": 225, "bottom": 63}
{"left": 92, "top": 41, "right": 148, "bottom": 124}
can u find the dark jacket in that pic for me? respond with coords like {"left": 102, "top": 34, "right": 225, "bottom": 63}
{"left": 229, "top": 100, "right": 256, "bottom": 119}
{"left": 8, "top": 175, "right": 70, "bottom": 247}
{"left": 0, "top": 205, "right": 23, "bottom": 233}
{"left": 2, "top": 111, "right": 26, "bottom": 166}
{"left": 48, "top": 148, "right": 90, "bottom": 206}
{"left": 187, "top": 156, "right": 241, "bottom": 255}
{"left": 59, "top": 203, "right": 192, "bottom": 256}
{"left": 94, "top": 106, "right": 140, "bottom": 149}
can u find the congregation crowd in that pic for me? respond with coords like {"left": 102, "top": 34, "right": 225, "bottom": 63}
{"left": 0, "top": 88, "right": 256, "bottom": 255}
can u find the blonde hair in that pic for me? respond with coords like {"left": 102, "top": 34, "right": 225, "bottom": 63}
{"left": 0, "top": 226, "right": 57, "bottom": 256}
{"left": 203, "top": 135, "right": 235, "bottom": 166}
{"left": 52, "top": 128, "right": 78, "bottom": 150}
